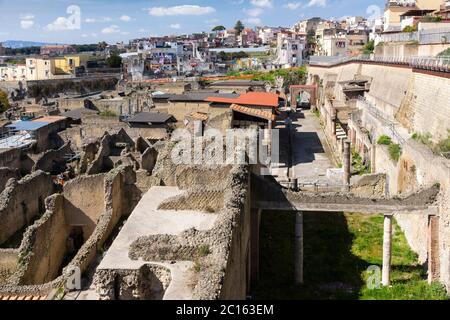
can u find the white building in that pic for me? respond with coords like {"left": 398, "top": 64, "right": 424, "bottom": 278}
{"left": 274, "top": 32, "right": 305, "bottom": 68}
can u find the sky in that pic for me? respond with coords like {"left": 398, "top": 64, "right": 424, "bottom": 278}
{"left": 0, "top": 0, "right": 385, "bottom": 44}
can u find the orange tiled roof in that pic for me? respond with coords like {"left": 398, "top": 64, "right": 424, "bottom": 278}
{"left": 0, "top": 294, "right": 47, "bottom": 301}
{"left": 230, "top": 104, "right": 276, "bottom": 121}
{"left": 188, "top": 112, "right": 209, "bottom": 122}
{"left": 206, "top": 92, "right": 279, "bottom": 108}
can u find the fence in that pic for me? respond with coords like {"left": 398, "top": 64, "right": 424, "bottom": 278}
{"left": 358, "top": 97, "right": 406, "bottom": 145}
{"left": 309, "top": 55, "right": 450, "bottom": 72}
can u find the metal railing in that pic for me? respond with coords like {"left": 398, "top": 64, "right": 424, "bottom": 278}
{"left": 309, "top": 55, "right": 450, "bottom": 72}
{"left": 358, "top": 97, "right": 406, "bottom": 145}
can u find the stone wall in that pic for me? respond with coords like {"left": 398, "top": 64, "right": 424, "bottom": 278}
{"left": 32, "top": 143, "right": 73, "bottom": 174}
{"left": 309, "top": 63, "right": 450, "bottom": 142}
{"left": 63, "top": 174, "right": 106, "bottom": 239}
{"left": 0, "top": 171, "right": 55, "bottom": 245}
{"left": 0, "top": 249, "right": 18, "bottom": 285}
{"left": 14, "top": 195, "right": 69, "bottom": 285}
{"left": 0, "top": 168, "right": 19, "bottom": 192}
{"left": 0, "top": 149, "right": 21, "bottom": 170}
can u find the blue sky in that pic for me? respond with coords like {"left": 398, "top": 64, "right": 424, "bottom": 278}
{"left": 0, "top": 0, "right": 385, "bottom": 44}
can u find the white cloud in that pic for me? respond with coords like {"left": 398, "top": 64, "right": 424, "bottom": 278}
{"left": 244, "top": 8, "right": 263, "bottom": 17}
{"left": 147, "top": 5, "right": 216, "bottom": 16}
{"left": 284, "top": 2, "right": 302, "bottom": 10}
{"left": 85, "top": 17, "right": 112, "bottom": 23}
{"left": 102, "top": 25, "right": 120, "bottom": 34}
{"left": 20, "top": 20, "right": 34, "bottom": 29}
{"left": 170, "top": 23, "right": 181, "bottom": 29}
{"left": 45, "top": 5, "right": 81, "bottom": 31}
{"left": 244, "top": 17, "right": 262, "bottom": 25}
{"left": 307, "top": 0, "right": 327, "bottom": 7}
{"left": 250, "top": 0, "right": 273, "bottom": 8}
{"left": 20, "top": 14, "right": 35, "bottom": 30}
{"left": 120, "top": 15, "right": 132, "bottom": 22}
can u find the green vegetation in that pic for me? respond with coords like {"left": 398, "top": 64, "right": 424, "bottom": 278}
{"left": 253, "top": 211, "right": 449, "bottom": 300}
{"left": 376, "top": 135, "right": 401, "bottom": 162}
{"left": 219, "top": 51, "right": 249, "bottom": 61}
{"left": 377, "top": 135, "right": 392, "bottom": 145}
{"left": 234, "top": 20, "right": 245, "bottom": 35}
{"left": 421, "top": 15, "right": 442, "bottom": 23}
{"left": 388, "top": 144, "right": 402, "bottom": 162}
{"left": 0, "top": 89, "right": 10, "bottom": 113}
{"left": 412, "top": 131, "right": 450, "bottom": 159}
{"left": 193, "top": 261, "right": 202, "bottom": 273}
{"left": 99, "top": 110, "right": 117, "bottom": 117}
{"left": 352, "top": 150, "right": 370, "bottom": 175}
{"left": 362, "top": 40, "right": 375, "bottom": 55}
{"left": 402, "top": 25, "right": 418, "bottom": 33}
{"left": 212, "top": 25, "right": 226, "bottom": 32}
{"left": 106, "top": 53, "right": 122, "bottom": 68}
{"left": 438, "top": 48, "right": 450, "bottom": 57}
{"left": 227, "top": 67, "right": 307, "bottom": 91}
{"left": 313, "top": 109, "right": 320, "bottom": 118}
{"left": 198, "top": 245, "right": 211, "bottom": 257}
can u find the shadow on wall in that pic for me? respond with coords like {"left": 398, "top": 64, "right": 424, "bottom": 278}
{"left": 253, "top": 211, "right": 367, "bottom": 300}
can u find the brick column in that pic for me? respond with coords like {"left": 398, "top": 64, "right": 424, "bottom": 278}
{"left": 295, "top": 211, "right": 304, "bottom": 285}
{"left": 382, "top": 215, "right": 393, "bottom": 286}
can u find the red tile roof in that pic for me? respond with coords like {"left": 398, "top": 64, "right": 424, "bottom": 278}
{"left": 230, "top": 104, "right": 276, "bottom": 121}
{"left": 206, "top": 92, "right": 280, "bottom": 108}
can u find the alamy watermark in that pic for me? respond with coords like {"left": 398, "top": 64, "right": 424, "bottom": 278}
{"left": 169, "top": 123, "right": 280, "bottom": 174}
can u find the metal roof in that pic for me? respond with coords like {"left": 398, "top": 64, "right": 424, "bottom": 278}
{"left": 169, "top": 92, "right": 239, "bottom": 102}
{"left": 6, "top": 121, "right": 49, "bottom": 131}
{"left": 60, "top": 108, "right": 99, "bottom": 120}
{"left": 126, "top": 112, "right": 175, "bottom": 124}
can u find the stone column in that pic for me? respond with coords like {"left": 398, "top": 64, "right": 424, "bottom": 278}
{"left": 427, "top": 215, "right": 440, "bottom": 284}
{"left": 295, "top": 211, "right": 304, "bottom": 285}
{"left": 251, "top": 208, "right": 262, "bottom": 286}
{"left": 382, "top": 215, "right": 393, "bottom": 286}
{"left": 343, "top": 140, "right": 351, "bottom": 191}
{"left": 370, "top": 143, "right": 376, "bottom": 173}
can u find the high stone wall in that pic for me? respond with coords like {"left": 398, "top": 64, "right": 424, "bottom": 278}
{"left": 0, "top": 171, "right": 55, "bottom": 245}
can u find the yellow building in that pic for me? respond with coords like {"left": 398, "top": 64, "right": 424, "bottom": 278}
{"left": 384, "top": 0, "right": 444, "bottom": 31}
{"left": 53, "top": 56, "right": 81, "bottom": 75}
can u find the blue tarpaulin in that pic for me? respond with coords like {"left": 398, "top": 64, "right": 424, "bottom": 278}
{"left": 6, "top": 121, "right": 49, "bottom": 132}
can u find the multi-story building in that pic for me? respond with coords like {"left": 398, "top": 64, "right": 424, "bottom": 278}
{"left": 274, "top": 31, "right": 305, "bottom": 68}
{"left": 238, "top": 28, "right": 258, "bottom": 46}
{"left": 292, "top": 17, "right": 324, "bottom": 35}
{"left": 346, "top": 29, "right": 369, "bottom": 55}
{"left": 0, "top": 64, "right": 27, "bottom": 82}
{"left": 40, "top": 45, "right": 76, "bottom": 56}
{"left": 0, "top": 43, "right": 5, "bottom": 56}
{"left": 315, "top": 27, "right": 348, "bottom": 56}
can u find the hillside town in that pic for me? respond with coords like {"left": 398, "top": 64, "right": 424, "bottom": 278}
{"left": 0, "top": 0, "right": 449, "bottom": 306}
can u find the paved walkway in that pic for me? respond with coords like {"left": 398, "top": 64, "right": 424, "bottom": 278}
{"left": 290, "top": 110, "right": 335, "bottom": 184}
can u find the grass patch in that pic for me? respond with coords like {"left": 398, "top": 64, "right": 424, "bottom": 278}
{"left": 99, "top": 110, "right": 117, "bottom": 117}
{"left": 377, "top": 135, "right": 392, "bottom": 146}
{"left": 253, "top": 212, "right": 449, "bottom": 300}
{"left": 388, "top": 144, "right": 402, "bottom": 162}
{"left": 351, "top": 150, "right": 370, "bottom": 175}
{"left": 198, "top": 245, "right": 211, "bottom": 257}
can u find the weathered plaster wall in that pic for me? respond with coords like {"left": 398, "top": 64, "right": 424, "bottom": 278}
{"left": 63, "top": 174, "right": 106, "bottom": 239}
{"left": 15, "top": 195, "right": 69, "bottom": 285}
{"left": 0, "top": 171, "right": 55, "bottom": 245}
{"left": 0, "top": 168, "right": 19, "bottom": 192}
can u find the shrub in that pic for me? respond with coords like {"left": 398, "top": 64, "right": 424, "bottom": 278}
{"left": 99, "top": 110, "right": 117, "bottom": 117}
{"left": 436, "top": 130, "right": 450, "bottom": 158}
{"left": 0, "top": 90, "right": 10, "bottom": 113}
{"left": 388, "top": 144, "right": 402, "bottom": 162}
{"left": 198, "top": 245, "right": 211, "bottom": 257}
{"left": 411, "top": 132, "right": 433, "bottom": 147}
{"left": 377, "top": 135, "right": 392, "bottom": 145}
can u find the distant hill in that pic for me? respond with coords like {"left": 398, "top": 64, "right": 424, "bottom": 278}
{"left": 1, "top": 40, "right": 62, "bottom": 49}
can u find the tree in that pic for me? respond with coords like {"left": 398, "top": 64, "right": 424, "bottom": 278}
{"left": 363, "top": 40, "right": 375, "bottom": 54}
{"left": 98, "top": 41, "right": 108, "bottom": 51}
{"left": 235, "top": 20, "right": 245, "bottom": 35}
{"left": 106, "top": 54, "right": 122, "bottom": 68}
{"left": 212, "top": 25, "right": 226, "bottom": 32}
{"left": 0, "top": 90, "right": 10, "bottom": 113}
